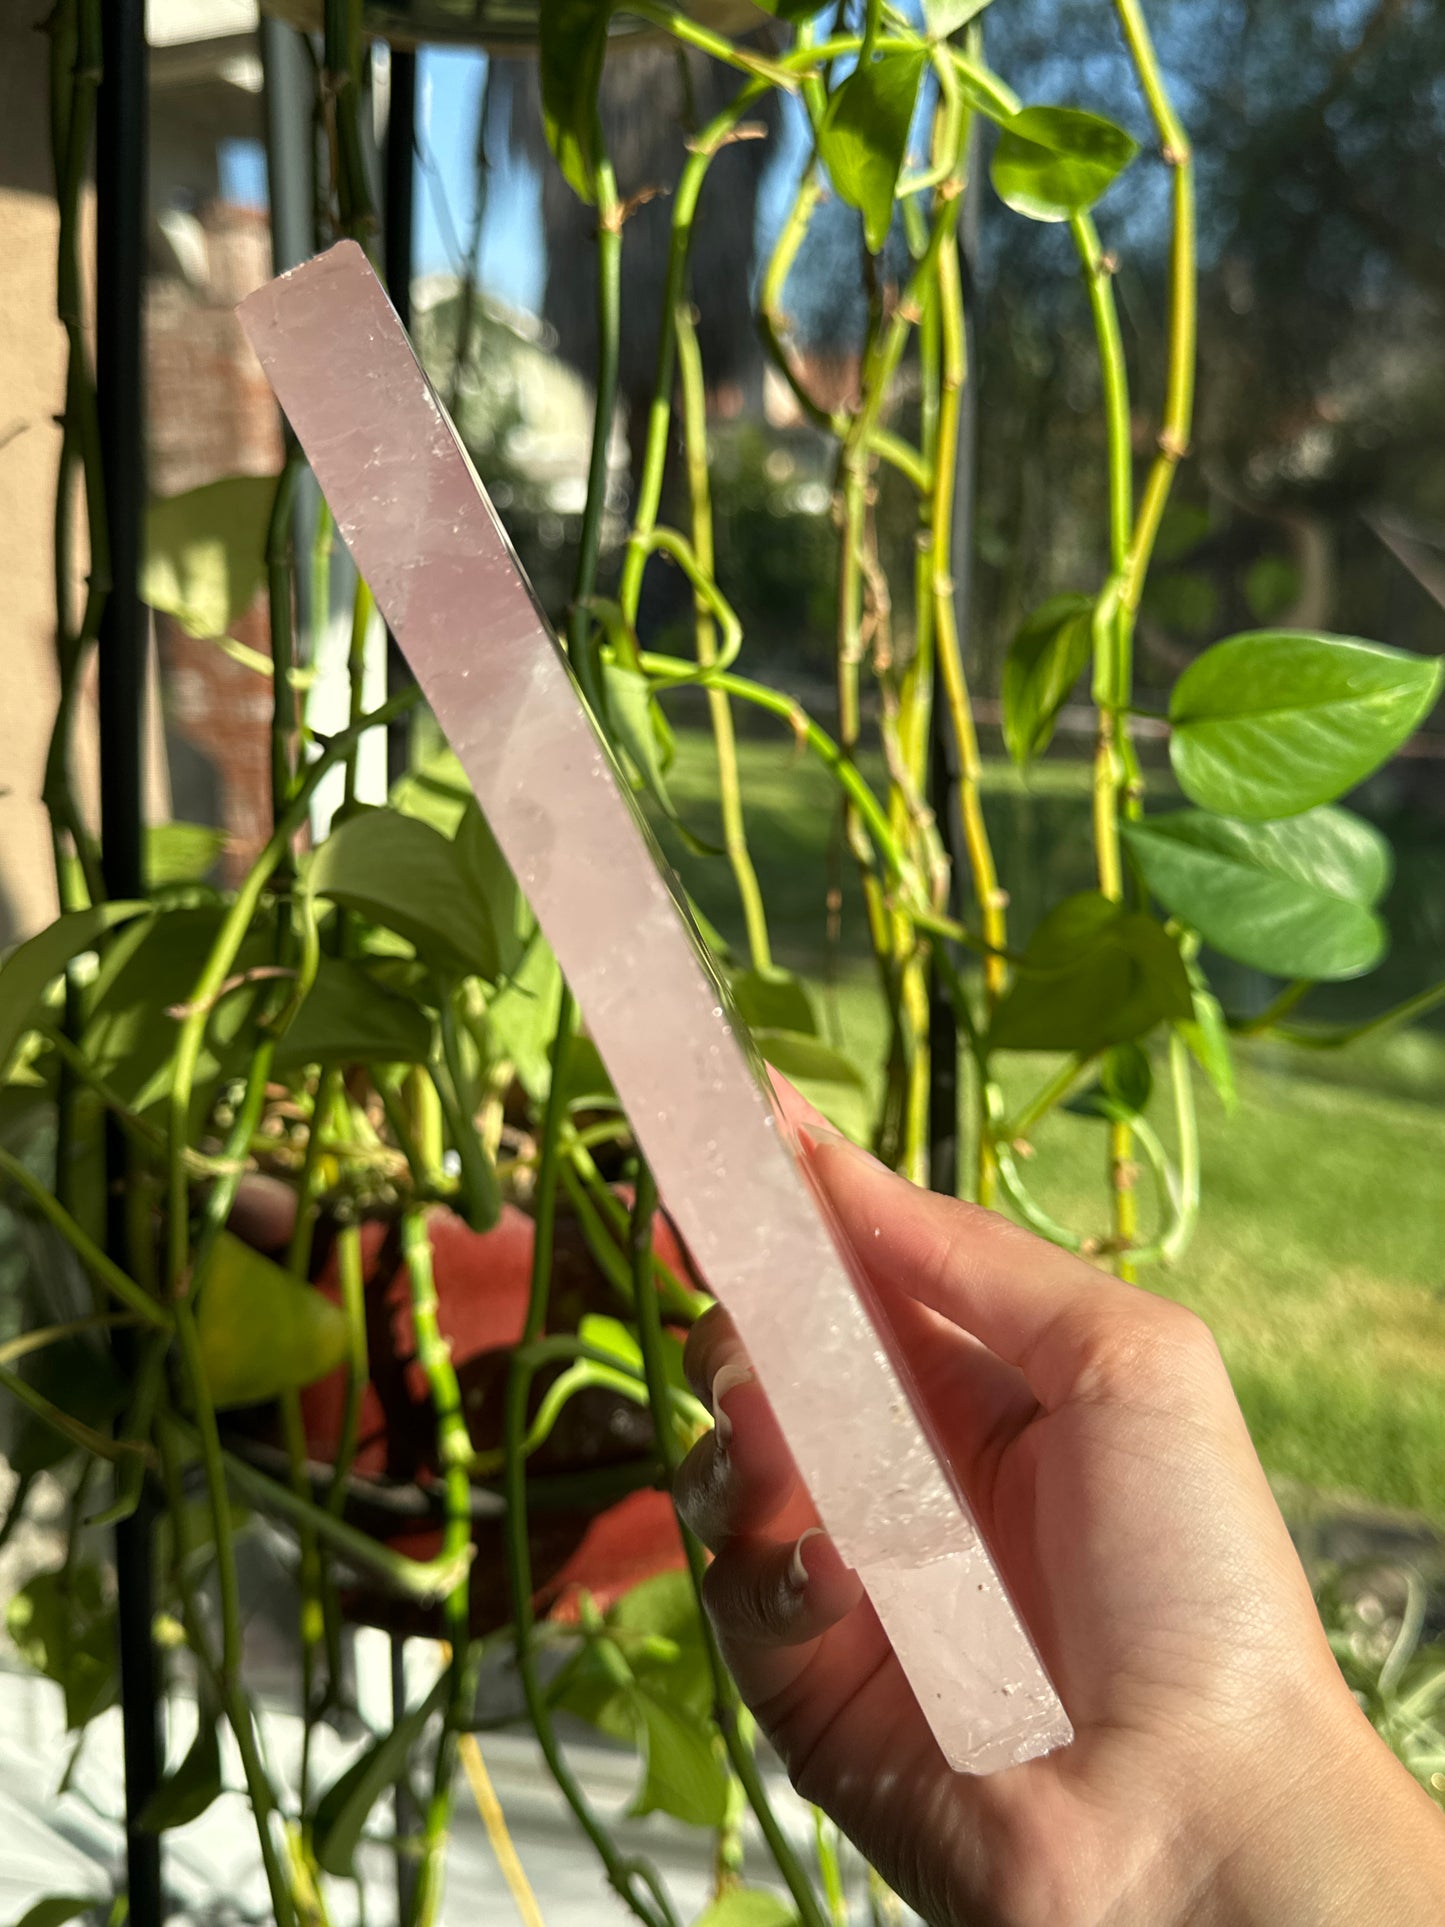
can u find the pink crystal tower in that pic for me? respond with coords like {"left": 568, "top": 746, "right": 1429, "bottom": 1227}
{"left": 239, "top": 242, "right": 1072, "bottom": 1773}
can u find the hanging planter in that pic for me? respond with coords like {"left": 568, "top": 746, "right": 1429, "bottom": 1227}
{"left": 221, "top": 1189, "right": 699, "bottom": 1635}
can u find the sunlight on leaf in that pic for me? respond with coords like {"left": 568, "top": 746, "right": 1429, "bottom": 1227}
{"left": 990, "top": 105, "right": 1139, "bottom": 221}
{"left": 1124, "top": 807, "right": 1391, "bottom": 980}
{"left": 142, "top": 474, "right": 278, "bottom": 639}
{"left": 1001, "top": 593, "right": 1095, "bottom": 765}
{"left": 195, "top": 1232, "right": 349, "bottom": 1409}
{"left": 1169, "top": 632, "right": 1443, "bottom": 820}
{"left": 820, "top": 46, "right": 929, "bottom": 253}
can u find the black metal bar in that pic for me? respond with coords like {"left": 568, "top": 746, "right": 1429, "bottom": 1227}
{"left": 261, "top": 15, "right": 315, "bottom": 279}
{"left": 97, "top": 0, "right": 147, "bottom": 906}
{"left": 96, "top": 5, "right": 163, "bottom": 1922}
{"left": 928, "top": 130, "right": 984, "bottom": 1199}
{"left": 385, "top": 48, "right": 417, "bottom": 329}
{"left": 384, "top": 46, "right": 419, "bottom": 789}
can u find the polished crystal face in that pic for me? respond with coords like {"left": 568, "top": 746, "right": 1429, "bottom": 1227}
{"left": 239, "top": 241, "right": 1072, "bottom": 1772}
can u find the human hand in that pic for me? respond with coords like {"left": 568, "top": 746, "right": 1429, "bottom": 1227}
{"left": 675, "top": 1092, "right": 1445, "bottom": 1926}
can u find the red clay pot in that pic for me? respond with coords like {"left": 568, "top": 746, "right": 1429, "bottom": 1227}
{"left": 286, "top": 1199, "right": 696, "bottom": 1635}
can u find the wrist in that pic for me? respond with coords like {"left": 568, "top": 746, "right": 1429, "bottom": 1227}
{"left": 1177, "top": 1687, "right": 1445, "bottom": 1927}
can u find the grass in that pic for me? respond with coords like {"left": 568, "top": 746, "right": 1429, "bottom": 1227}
{"left": 648, "top": 717, "right": 1445, "bottom": 1524}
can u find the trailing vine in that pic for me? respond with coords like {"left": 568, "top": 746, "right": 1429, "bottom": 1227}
{"left": 2, "top": 4, "right": 1441, "bottom": 1924}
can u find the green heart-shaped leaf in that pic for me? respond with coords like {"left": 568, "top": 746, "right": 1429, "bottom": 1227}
{"left": 990, "top": 892, "right": 1192, "bottom": 1053}
{"left": 0, "top": 902, "right": 147, "bottom": 1077}
{"left": 454, "top": 800, "right": 528, "bottom": 980}
{"left": 924, "top": 0, "right": 992, "bottom": 37}
{"left": 1122, "top": 806, "right": 1391, "bottom": 980}
{"left": 1177, "top": 958, "right": 1236, "bottom": 1111}
{"left": 313, "top": 1674, "right": 449, "bottom": 1877}
{"left": 820, "top": 46, "right": 929, "bottom": 254}
{"left": 309, "top": 806, "right": 513, "bottom": 981}
{"left": 538, "top": 0, "right": 613, "bottom": 201}
{"left": 754, "top": 1029, "right": 864, "bottom": 1088}
{"left": 629, "top": 1688, "right": 730, "bottom": 1828}
{"left": 147, "top": 821, "right": 227, "bottom": 886}
{"left": 194, "top": 1232, "right": 350, "bottom": 1409}
{"left": 143, "top": 474, "right": 278, "bottom": 639}
{"left": 273, "top": 957, "right": 434, "bottom": 1070}
{"left": 990, "top": 105, "right": 1139, "bottom": 222}
{"left": 1001, "top": 593, "right": 1094, "bottom": 764}
{"left": 693, "top": 1892, "right": 799, "bottom": 1927}
{"left": 7, "top": 1563, "right": 116, "bottom": 1731}
{"left": 604, "top": 663, "right": 683, "bottom": 825}
{"left": 729, "top": 966, "right": 819, "bottom": 1037}
{"left": 15, "top": 1897, "right": 106, "bottom": 1927}
{"left": 140, "top": 1700, "right": 223, "bottom": 1832}
{"left": 1168, "top": 632, "right": 1443, "bottom": 821}
{"left": 81, "top": 905, "right": 271, "bottom": 1117}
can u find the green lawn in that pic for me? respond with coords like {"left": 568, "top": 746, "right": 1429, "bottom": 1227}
{"left": 650, "top": 720, "right": 1445, "bottom": 1523}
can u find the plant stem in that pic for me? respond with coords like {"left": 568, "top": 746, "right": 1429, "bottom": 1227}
{"left": 164, "top": 685, "right": 421, "bottom": 1294}
{"left": 324, "top": 1219, "right": 369, "bottom": 1519}
{"left": 1069, "top": 204, "right": 1139, "bottom": 1271}
{"left": 637, "top": 657, "right": 906, "bottom": 890}
{"left": 1232, "top": 978, "right": 1310, "bottom": 1036}
{"left": 756, "top": 157, "right": 929, "bottom": 492}
{"left": 343, "top": 576, "right": 376, "bottom": 812}
{"left": 436, "top": 989, "right": 500, "bottom": 1229}
{"left": 1070, "top": 213, "right": 1132, "bottom": 584}
{"left": 932, "top": 212, "right": 1005, "bottom": 996}
{"left": 1274, "top": 977, "right": 1445, "bottom": 1049}
{"left": 0, "top": 1362, "right": 142, "bottom": 1465}
{"left": 675, "top": 302, "right": 772, "bottom": 971}
{"left": 0, "top": 1148, "right": 168, "bottom": 1329}
{"left": 500, "top": 1006, "right": 678, "bottom": 1927}
{"left": 1110, "top": 0, "right": 1195, "bottom": 629}
{"left": 625, "top": 0, "right": 800, "bottom": 90}
{"left": 456, "top": 1732, "right": 545, "bottom": 1927}
{"left": 167, "top": 1420, "right": 473, "bottom": 1599}
{"left": 617, "top": 79, "right": 766, "bottom": 625}
{"left": 628, "top": 1168, "right": 827, "bottom": 1927}
{"left": 267, "top": 452, "right": 307, "bottom": 848}
{"left": 1006, "top": 1054, "right": 1098, "bottom": 1145}
{"left": 566, "top": 160, "right": 622, "bottom": 716}
{"left": 758, "top": 164, "right": 835, "bottom": 434}
{"left": 43, "top": 0, "right": 107, "bottom": 910}
{"left": 156, "top": 1422, "right": 298, "bottom": 1927}
{"left": 400, "top": 1207, "right": 475, "bottom": 1926}
{"left": 323, "top": 0, "right": 377, "bottom": 245}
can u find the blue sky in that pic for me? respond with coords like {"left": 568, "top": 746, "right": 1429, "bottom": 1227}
{"left": 220, "top": 40, "right": 813, "bottom": 322}
{"left": 220, "top": 47, "right": 547, "bottom": 315}
{"left": 412, "top": 47, "right": 544, "bottom": 310}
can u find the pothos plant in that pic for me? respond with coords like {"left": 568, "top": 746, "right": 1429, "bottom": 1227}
{"left": 4, "top": 0, "right": 1443, "bottom": 1924}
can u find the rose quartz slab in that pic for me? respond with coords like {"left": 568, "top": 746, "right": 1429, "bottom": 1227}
{"left": 239, "top": 242, "right": 1072, "bottom": 1773}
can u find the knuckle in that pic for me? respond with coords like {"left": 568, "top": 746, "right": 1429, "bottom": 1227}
{"left": 682, "top": 1305, "right": 729, "bottom": 1401}
{"left": 1055, "top": 1291, "right": 1217, "bottom": 1404}
{"left": 671, "top": 1433, "right": 730, "bottom": 1546}
{"left": 702, "top": 1545, "right": 797, "bottom": 1649}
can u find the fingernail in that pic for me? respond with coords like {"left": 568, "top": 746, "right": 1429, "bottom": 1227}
{"left": 797, "top": 1120, "right": 886, "bottom": 1169}
{"left": 711, "top": 1361, "right": 753, "bottom": 1449}
{"left": 788, "top": 1526, "right": 828, "bottom": 1592}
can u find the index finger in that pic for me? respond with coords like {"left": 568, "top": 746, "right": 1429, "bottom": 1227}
{"left": 804, "top": 1132, "right": 1197, "bottom": 1413}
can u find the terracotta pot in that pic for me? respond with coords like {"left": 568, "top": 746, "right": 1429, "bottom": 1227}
{"left": 233, "top": 1196, "right": 698, "bottom": 1635}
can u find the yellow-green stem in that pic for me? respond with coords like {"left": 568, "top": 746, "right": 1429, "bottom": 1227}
{"left": 156, "top": 1423, "right": 297, "bottom": 1927}
{"left": 675, "top": 302, "right": 773, "bottom": 972}
{"left": 628, "top": 1170, "right": 828, "bottom": 1927}
{"left": 401, "top": 1206, "right": 476, "bottom": 1926}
